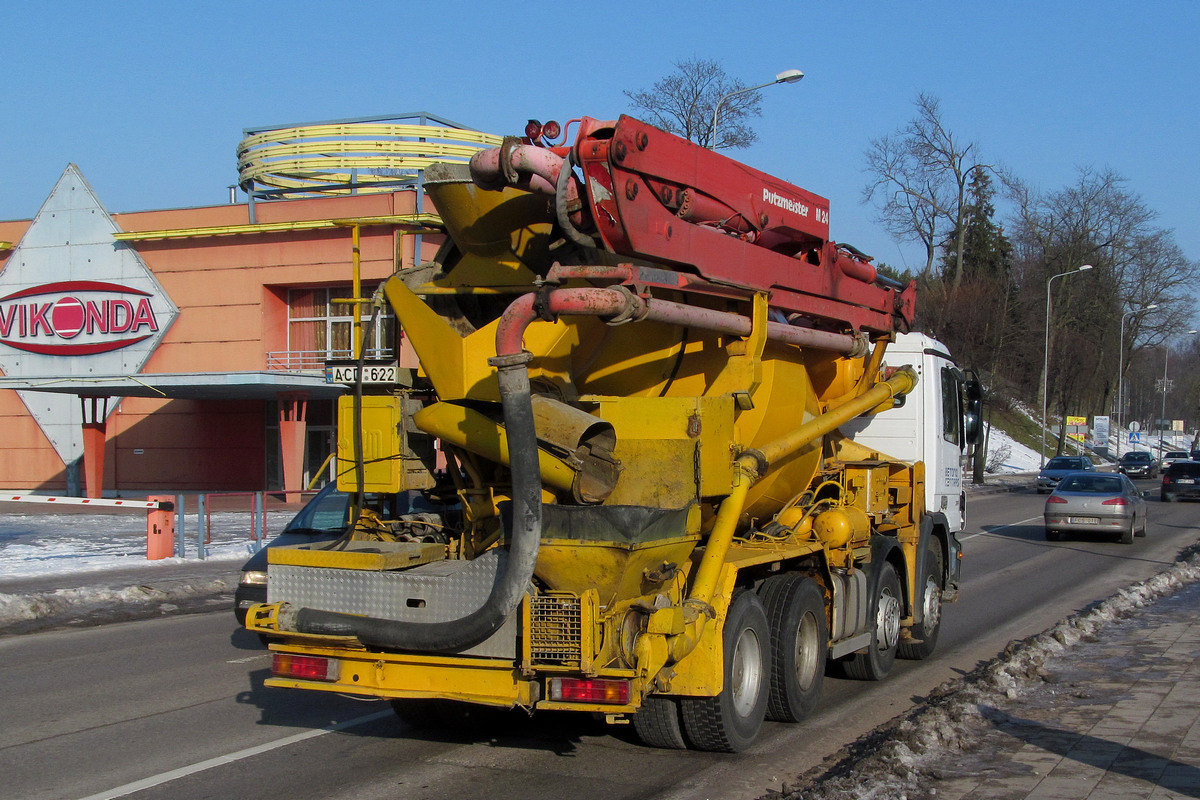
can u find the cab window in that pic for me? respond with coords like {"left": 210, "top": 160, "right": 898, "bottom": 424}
{"left": 940, "top": 367, "right": 962, "bottom": 446}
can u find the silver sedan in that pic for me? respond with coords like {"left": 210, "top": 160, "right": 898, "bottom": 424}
{"left": 1043, "top": 471, "right": 1147, "bottom": 544}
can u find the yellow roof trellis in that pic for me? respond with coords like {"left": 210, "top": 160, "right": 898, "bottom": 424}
{"left": 112, "top": 213, "right": 444, "bottom": 242}
{"left": 238, "top": 121, "right": 503, "bottom": 197}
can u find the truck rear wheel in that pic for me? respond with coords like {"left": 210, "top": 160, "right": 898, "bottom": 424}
{"left": 758, "top": 574, "right": 827, "bottom": 722}
{"left": 632, "top": 696, "right": 687, "bottom": 749}
{"left": 680, "top": 590, "right": 769, "bottom": 752}
{"left": 898, "top": 545, "right": 943, "bottom": 660}
{"left": 842, "top": 562, "right": 901, "bottom": 681}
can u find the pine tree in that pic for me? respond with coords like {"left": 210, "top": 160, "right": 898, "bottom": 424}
{"left": 961, "top": 170, "right": 1011, "bottom": 280}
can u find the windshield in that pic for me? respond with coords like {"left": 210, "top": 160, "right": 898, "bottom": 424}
{"left": 1122, "top": 453, "right": 1151, "bottom": 463}
{"left": 285, "top": 484, "right": 351, "bottom": 533}
{"left": 1059, "top": 474, "right": 1123, "bottom": 493}
{"left": 1045, "top": 457, "right": 1081, "bottom": 470}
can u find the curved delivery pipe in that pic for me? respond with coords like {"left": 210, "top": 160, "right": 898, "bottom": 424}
{"left": 656, "top": 363, "right": 918, "bottom": 668}
{"left": 469, "top": 140, "right": 582, "bottom": 213}
{"left": 286, "top": 334, "right": 545, "bottom": 655}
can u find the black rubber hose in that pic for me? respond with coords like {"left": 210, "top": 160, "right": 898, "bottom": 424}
{"left": 556, "top": 150, "right": 596, "bottom": 248}
{"left": 291, "top": 353, "right": 544, "bottom": 654}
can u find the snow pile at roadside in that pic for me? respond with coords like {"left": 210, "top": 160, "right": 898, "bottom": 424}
{"left": 784, "top": 546, "right": 1200, "bottom": 800}
{"left": 0, "top": 509, "right": 286, "bottom": 632}
{"left": 983, "top": 423, "right": 1041, "bottom": 473}
{"left": 0, "top": 574, "right": 240, "bottom": 631}
{"left": 0, "top": 509, "right": 292, "bottom": 579}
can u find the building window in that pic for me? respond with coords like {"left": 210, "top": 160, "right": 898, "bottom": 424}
{"left": 287, "top": 286, "right": 395, "bottom": 366}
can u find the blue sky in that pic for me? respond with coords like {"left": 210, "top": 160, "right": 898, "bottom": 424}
{"left": 3, "top": 1, "right": 1196, "bottom": 274}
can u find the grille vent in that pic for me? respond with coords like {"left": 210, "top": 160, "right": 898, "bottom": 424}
{"left": 529, "top": 594, "right": 583, "bottom": 665}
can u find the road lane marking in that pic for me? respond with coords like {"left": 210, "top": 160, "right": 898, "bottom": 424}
{"left": 226, "top": 654, "right": 270, "bottom": 664}
{"left": 962, "top": 516, "right": 1043, "bottom": 540}
{"left": 75, "top": 709, "right": 393, "bottom": 800}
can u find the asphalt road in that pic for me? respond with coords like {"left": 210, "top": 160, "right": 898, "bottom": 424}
{"left": 3, "top": 480, "right": 1196, "bottom": 800}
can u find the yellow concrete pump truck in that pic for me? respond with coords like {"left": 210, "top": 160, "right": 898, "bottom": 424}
{"left": 247, "top": 114, "right": 982, "bottom": 752}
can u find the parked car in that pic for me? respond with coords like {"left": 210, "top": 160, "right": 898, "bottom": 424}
{"left": 1117, "top": 450, "right": 1158, "bottom": 478}
{"left": 1044, "top": 471, "right": 1147, "bottom": 544}
{"left": 1160, "top": 450, "right": 1191, "bottom": 471}
{"left": 234, "top": 483, "right": 351, "bottom": 626}
{"left": 1036, "top": 455, "right": 1095, "bottom": 494}
{"left": 1161, "top": 461, "right": 1200, "bottom": 503}
{"left": 234, "top": 484, "right": 452, "bottom": 626}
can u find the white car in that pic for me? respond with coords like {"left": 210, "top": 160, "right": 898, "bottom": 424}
{"left": 1161, "top": 450, "right": 1191, "bottom": 470}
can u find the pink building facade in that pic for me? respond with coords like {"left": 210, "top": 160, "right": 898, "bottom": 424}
{"left": 0, "top": 165, "right": 441, "bottom": 496}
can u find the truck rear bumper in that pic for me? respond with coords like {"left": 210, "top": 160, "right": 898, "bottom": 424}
{"left": 265, "top": 644, "right": 538, "bottom": 707}
{"left": 264, "top": 642, "right": 643, "bottom": 715}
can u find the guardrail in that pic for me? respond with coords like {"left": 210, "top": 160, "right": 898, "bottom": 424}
{"left": 0, "top": 491, "right": 320, "bottom": 560}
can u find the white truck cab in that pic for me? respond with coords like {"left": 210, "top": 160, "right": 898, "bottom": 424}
{"left": 841, "top": 332, "right": 981, "bottom": 599}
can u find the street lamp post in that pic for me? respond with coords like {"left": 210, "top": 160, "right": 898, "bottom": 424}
{"left": 1042, "top": 264, "right": 1094, "bottom": 468}
{"left": 1116, "top": 304, "right": 1157, "bottom": 458}
{"left": 710, "top": 69, "right": 803, "bottom": 150}
{"left": 1159, "top": 329, "right": 1198, "bottom": 453}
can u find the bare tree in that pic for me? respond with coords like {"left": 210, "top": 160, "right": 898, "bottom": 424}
{"left": 624, "top": 58, "right": 763, "bottom": 150}
{"left": 863, "top": 94, "right": 988, "bottom": 286}
{"left": 1004, "top": 167, "right": 1199, "bottom": 434}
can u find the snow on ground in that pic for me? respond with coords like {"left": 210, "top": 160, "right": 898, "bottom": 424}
{"left": 0, "top": 508, "right": 293, "bottom": 579}
{"left": 0, "top": 507, "right": 297, "bottom": 631}
{"left": 983, "top": 423, "right": 1042, "bottom": 473}
{"left": 785, "top": 545, "right": 1200, "bottom": 799}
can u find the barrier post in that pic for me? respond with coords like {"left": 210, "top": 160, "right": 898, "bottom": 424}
{"left": 254, "top": 491, "right": 265, "bottom": 548}
{"left": 175, "top": 494, "right": 186, "bottom": 557}
{"left": 146, "top": 496, "right": 176, "bottom": 560}
{"left": 197, "top": 493, "right": 208, "bottom": 560}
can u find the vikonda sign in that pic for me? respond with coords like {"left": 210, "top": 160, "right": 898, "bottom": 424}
{"left": 0, "top": 280, "right": 162, "bottom": 356}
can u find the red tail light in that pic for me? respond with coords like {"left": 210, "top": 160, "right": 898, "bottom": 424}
{"left": 1101, "top": 497, "right": 1129, "bottom": 506}
{"left": 272, "top": 653, "right": 340, "bottom": 681}
{"left": 1046, "top": 495, "right": 1067, "bottom": 503}
{"left": 547, "top": 677, "right": 630, "bottom": 704}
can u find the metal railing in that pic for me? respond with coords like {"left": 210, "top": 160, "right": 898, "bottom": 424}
{"left": 265, "top": 349, "right": 394, "bottom": 372}
{"left": 175, "top": 490, "right": 322, "bottom": 559}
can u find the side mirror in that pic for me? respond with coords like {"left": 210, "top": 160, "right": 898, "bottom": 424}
{"left": 964, "top": 371, "right": 983, "bottom": 445}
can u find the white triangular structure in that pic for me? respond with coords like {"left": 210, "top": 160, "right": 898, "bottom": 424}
{"left": 0, "top": 165, "right": 179, "bottom": 466}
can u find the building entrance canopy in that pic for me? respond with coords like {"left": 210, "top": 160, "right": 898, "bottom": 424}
{"left": 0, "top": 371, "right": 347, "bottom": 400}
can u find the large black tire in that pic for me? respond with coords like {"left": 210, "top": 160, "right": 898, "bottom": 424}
{"left": 842, "top": 562, "right": 901, "bottom": 681}
{"left": 758, "top": 574, "right": 827, "bottom": 722}
{"left": 680, "top": 590, "right": 769, "bottom": 752}
{"left": 898, "top": 544, "right": 944, "bottom": 661}
{"left": 632, "top": 696, "right": 688, "bottom": 749}
{"left": 1120, "top": 523, "right": 1135, "bottom": 545}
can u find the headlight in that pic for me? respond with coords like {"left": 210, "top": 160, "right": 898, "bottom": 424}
{"left": 239, "top": 570, "right": 268, "bottom": 586}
